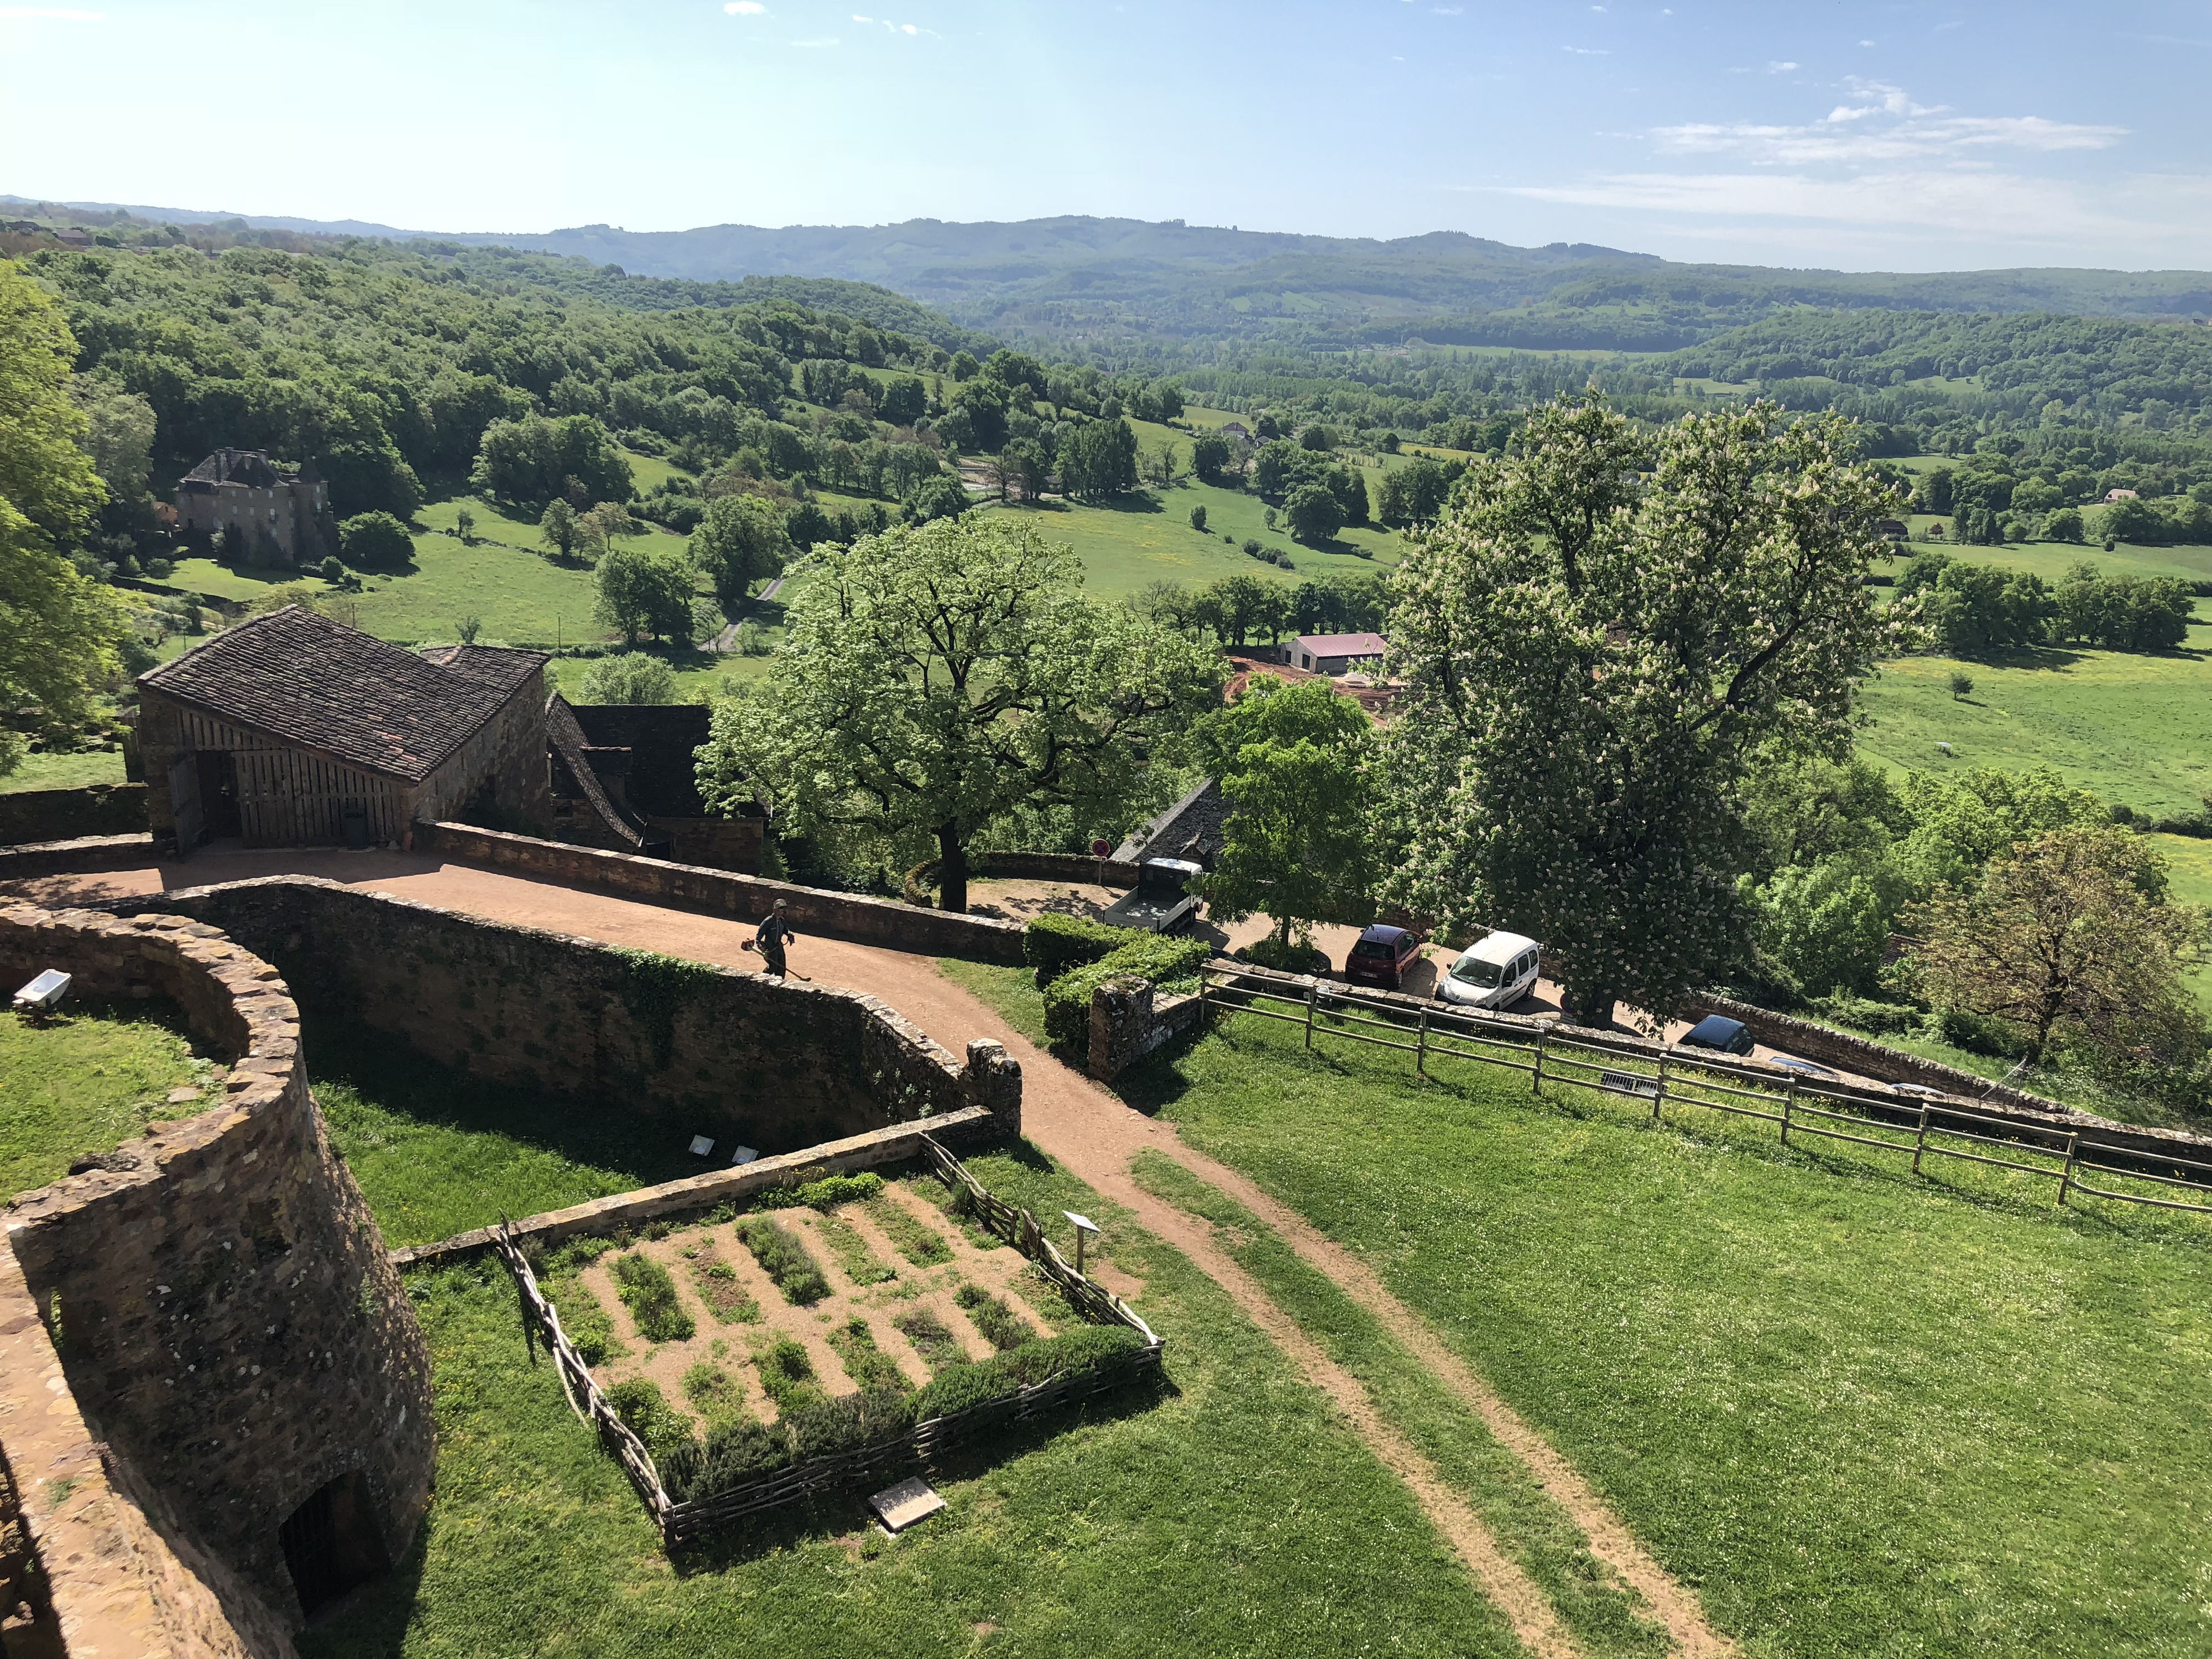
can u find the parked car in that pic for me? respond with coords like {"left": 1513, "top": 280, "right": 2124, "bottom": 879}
{"left": 1678, "top": 1014, "right": 1756, "bottom": 1057}
{"left": 1344, "top": 924, "right": 1422, "bottom": 991}
{"left": 1435, "top": 930, "right": 1541, "bottom": 1010}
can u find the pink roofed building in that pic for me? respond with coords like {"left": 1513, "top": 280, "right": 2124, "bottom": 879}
{"left": 1279, "top": 631, "right": 1388, "bottom": 675}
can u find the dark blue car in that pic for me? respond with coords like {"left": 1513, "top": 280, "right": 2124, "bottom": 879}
{"left": 1679, "top": 1015, "right": 1756, "bottom": 1057}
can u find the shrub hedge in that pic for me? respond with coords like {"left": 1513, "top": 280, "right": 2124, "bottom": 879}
{"left": 606, "top": 1378, "right": 694, "bottom": 1463}
{"left": 1041, "top": 935, "right": 1213, "bottom": 1048}
{"left": 954, "top": 1282, "right": 1036, "bottom": 1352}
{"left": 1024, "top": 912, "right": 1140, "bottom": 988}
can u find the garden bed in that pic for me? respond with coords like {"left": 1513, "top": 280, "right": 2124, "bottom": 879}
{"left": 498, "top": 1138, "right": 1161, "bottom": 1546}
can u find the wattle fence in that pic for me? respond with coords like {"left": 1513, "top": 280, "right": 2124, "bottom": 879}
{"left": 1198, "top": 963, "right": 2212, "bottom": 1217}
{"left": 488, "top": 1135, "right": 1163, "bottom": 1547}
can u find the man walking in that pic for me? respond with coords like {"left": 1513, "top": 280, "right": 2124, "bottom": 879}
{"left": 753, "top": 898, "right": 800, "bottom": 979}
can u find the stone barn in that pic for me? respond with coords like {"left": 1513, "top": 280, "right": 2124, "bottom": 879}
{"left": 138, "top": 607, "right": 552, "bottom": 853}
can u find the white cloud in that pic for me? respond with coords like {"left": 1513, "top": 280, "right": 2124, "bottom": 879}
{"left": 723, "top": 2, "right": 765, "bottom": 13}
{"left": 1651, "top": 81, "right": 2123, "bottom": 166}
{"left": 0, "top": 6, "right": 105, "bottom": 17}
{"left": 1563, "top": 45, "right": 1608, "bottom": 54}
{"left": 1432, "top": 5, "right": 1461, "bottom": 13}
{"left": 789, "top": 34, "right": 837, "bottom": 46}
{"left": 1858, "top": 38, "right": 1875, "bottom": 46}
{"left": 1766, "top": 60, "right": 1798, "bottom": 72}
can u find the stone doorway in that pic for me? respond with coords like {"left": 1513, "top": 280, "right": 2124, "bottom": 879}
{"left": 278, "top": 1470, "right": 388, "bottom": 1620}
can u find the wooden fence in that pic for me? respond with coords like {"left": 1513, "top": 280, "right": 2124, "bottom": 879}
{"left": 1198, "top": 963, "right": 2212, "bottom": 1218}
{"left": 488, "top": 1135, "right": 1164, "bottom": 1548}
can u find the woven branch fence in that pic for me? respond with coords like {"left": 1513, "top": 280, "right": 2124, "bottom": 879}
{"left": 1199, "top": 963, "right": 2212, "bottom": 1218}
{"left": 490, "top": 1134, "right": 1164, "bottom": 1547}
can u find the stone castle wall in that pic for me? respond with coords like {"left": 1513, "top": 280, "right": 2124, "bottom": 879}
{"left": 0, "top": 783, "right": 147, "bottom": 846}
{"left": 0, "top": 903, "right": 434, "bottom": 1641}
{"left": 122, "top": 874, "right": 1020, "bottom": 1154}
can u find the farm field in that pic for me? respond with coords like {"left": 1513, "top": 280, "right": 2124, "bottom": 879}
{"left": 978, "top": 482, "right": 1400, "bottom": 602}
{"left": 302, "top": 1145, "right": 1529, "bottom": 1659}
{"left": 1854, "top": 644, "right": 2212, "bottom": 817}
{"left": 1122, "top": 1006, "right": 2212, "bottom": 1659}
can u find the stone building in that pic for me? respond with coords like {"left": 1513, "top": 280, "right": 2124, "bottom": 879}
{"left": 547, "top": 695, "right": 764, "bottom": 872}
{"left": 138, "top": 607, "right": 552, "bottom": 852}
{"left": 174, "top": 448, "right": 332, "bottom": 566}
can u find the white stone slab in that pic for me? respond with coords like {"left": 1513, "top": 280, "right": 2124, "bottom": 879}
{"left": 688, "top": 1135, "right": 716, "bottom": 1157}
{"left": 868, "top": 1476, "right": 945, "bottom": 1533}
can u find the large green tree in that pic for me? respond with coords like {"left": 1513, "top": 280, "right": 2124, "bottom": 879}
{"left": 700, "top": 514, "right": 1221, "bottom": 912}
{"left": 1190, "top": 677, "right": 1378, "bottom": 945}
{"left": 594, "top": 544, "right": 697, "bottom": 646}
{"left": 1905, "top": 825, "right": 2208, "bottom": 1071}
{"left": 688, "top": 493, "right": 791, "bottom": 611}
{"left": 1380, "top": 397, "right": 1911, "bottom": 1028}
{"left": 0, "top": 263, "right": 126, "bottom": 777}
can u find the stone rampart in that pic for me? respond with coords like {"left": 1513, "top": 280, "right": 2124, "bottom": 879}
{"left": 420, "top": 821, "right": 1027, "bottom": 964}
{"left": 117, "top": 875, "right": 1022, "bottom": 1153}
{"left": 0, "top": 784, "right": 146, "bottom": 846}
{"left": 0, "top": 904, "right": 434, "bottom": 1640}
{"left": 0, "top": 832, "right": 158, "bottom": 881}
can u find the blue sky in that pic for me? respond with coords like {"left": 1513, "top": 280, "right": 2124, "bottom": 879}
{"left": 3, "top": 1, "right": 2208, "bottom": 269}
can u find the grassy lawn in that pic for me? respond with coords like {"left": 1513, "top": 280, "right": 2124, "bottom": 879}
{"left": 1120, "top": 1008, "right": 2212, "bottom": 1659}
{"left": 0, "top": 1005, "right": 205, "bottom": 1199}
{"left": 977, "top": 483, "right": 1399, "bottom": 603}
{"left": 305, "top": 1145, "right": 1527, "bottom": 1659}
{"left": 1854, "top": 644, "right": 2212, "bottom": 817}
{"left": 309, "top": 1019, "right": 704, "bottom": 1248}
{"left": 0, "top": 750, "right": 127, "bottom": 794}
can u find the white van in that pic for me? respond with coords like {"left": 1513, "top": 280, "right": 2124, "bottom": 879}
{"left": 1436, "top": 931, "right": 1541, "bottom": 1010}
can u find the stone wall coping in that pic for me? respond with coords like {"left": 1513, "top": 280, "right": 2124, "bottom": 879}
{"left": 0, "top": 904, "right": 304, "bottom": 1227}
{"left": 421, "top": 821, "right": 1027, "bottom": 963}
{"left": 0, "top": 832, "right": 158, "bottom": 879}
{"left": 389, "top": 1103, "right": 1000, "bottom": 1267}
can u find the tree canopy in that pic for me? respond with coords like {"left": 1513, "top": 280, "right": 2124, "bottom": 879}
{"left": 1380, "top": 395, "right": 1909, "bottom": 1027}
{"left": 1190, "top": 677, "right": 1377, "bottom": 945}
{"left": 0, "top": 262, "right": 126, "bottom": 776}
{"left": 699, "top": 514, "right": 1221, "bottom": 912}
{"left": 688, "top": 493, "right": 790, "bottom": 612}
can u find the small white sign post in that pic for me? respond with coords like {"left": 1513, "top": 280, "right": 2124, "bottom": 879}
{"left": 1063, "top": 1211, "right": 1101, "bottom": 1278}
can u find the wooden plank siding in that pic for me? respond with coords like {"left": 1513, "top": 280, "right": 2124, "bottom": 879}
{"left": 174, "top": 708, "right": 411, "bottom": 848}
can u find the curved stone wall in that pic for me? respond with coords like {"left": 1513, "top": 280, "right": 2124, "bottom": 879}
{"left": 0, "top": 903, "right": 434, "bottom": 1641}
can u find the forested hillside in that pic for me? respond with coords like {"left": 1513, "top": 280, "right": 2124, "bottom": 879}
{"left": 30, "top": 241, "right": 958, "bottom": 518}
{"left": 14, "top": 200, "right": 2210, "bottom": 353}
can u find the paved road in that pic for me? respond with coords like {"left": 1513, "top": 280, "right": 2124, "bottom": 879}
{"left": 707, "top": 574, "right": 788, "bottom": 654}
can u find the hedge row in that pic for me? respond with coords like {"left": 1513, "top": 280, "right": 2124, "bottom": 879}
{"left": 656, "top": 1326, "right": 1147, "bottom": 1504}
{"left": 1041, "top": 935, "right": 1213, "bottom": 1047}
{"left": 1023, "top": 912, "right": 1140, "bottom": 988}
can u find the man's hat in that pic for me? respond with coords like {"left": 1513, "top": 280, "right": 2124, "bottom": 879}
{"left": 773, "top": 898, "right": 787, "bottom": 910}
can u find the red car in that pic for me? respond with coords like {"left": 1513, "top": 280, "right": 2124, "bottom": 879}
{"left": 1344, "top": 924, "right": 1422, "bottom": 991}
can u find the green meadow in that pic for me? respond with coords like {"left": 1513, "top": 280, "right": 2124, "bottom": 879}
{"left": 1126, "top": 1003, "right": 2212, "bottom": 1659}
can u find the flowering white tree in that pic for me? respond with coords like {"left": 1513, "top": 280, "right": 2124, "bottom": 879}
{"left": 1380, "top": 397, "right": 1914, "bottom": 1027}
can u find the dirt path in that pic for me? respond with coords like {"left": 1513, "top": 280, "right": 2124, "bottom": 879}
{"left": 15, "top": 850, "right": 1734, "bottom": 1656}
{"left": 707, "top": 574, "right": 788, "bottom": 654}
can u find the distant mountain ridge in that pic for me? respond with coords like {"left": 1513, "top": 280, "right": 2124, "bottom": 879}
{"left": 9, "top": 195, "right": 2210, "bottom": 352}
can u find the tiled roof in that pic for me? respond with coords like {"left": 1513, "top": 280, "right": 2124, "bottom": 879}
{"left": 180, "top": 448, "right": 283, "bottom": 489}
{"left": 1114, "top": 777, "right": 1229, "bottom": 865}
{"left": 1295, "top": 632, "right": 1389, "bottom": 657}
{"left": 141, "top": 608, "right": 547, "bottom": 782}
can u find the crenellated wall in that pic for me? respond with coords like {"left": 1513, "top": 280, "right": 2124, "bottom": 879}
{"left": 0, "top": 904, "right": 435, "bottom": 1646}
